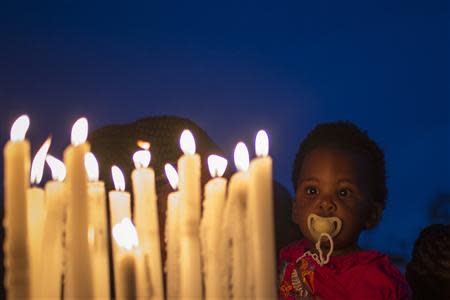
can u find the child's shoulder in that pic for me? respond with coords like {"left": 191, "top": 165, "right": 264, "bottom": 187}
{"left": 348, "top": 249, "right": 411, "bottom": 299}
{"left": 352, "top": 249, "right": 404, "bottom": 280}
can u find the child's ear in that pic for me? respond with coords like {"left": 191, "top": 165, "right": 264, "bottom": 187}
{"left": 364, "top": 202, "right": 383, "bottom": 229}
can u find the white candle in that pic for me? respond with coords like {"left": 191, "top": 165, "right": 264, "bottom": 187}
{"left": 112, "top": 218, "right": 139, "bottom": 300}
{"left": 131, "top": 142, "right": 164, "bottom": 299}
{"left": 26, "top": 187, "right": 44, "bottom": 297}
{"left": 3, "top": 115, "right": 31, "bottom": 299}
{"left": 38, "top": 154, "right": 66, "bottom": 298}
{"left": 177, "top": 130, "right": 202, "bottom": 298}
{"left": 118, "top": 254, "right": 137, "bottom": 300}
{"left": 223, "top": 142, "right": 250, "bottom": 298}
{"left": 201, "top": 155, "right": 228, "bottom": 299}
{"left": 85, "top": 152, "right": 110, "bottom": 299}
{"left": 109, "top": 165, "right": 132, "bottom": 296}
{"left": 109, "top": 166, "right": 131, "bottom": 227}
{"left": 248, "top": 130, "right": 276, "bottom": 299}
{"left": 63, "top": 117, "right": 94, "bottom": 298}
{"left": 28, "top": 136, "right": 51, "bottom": 297}
{"left": 164, "top": 163, "right": 181, "bottom": 299}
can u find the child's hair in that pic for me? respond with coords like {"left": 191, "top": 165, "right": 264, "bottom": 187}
{"left": 291, "top": 121, "right": 387, "bottom": 211}
{"left": 406, "top": 224, "right": 450, "bottom": 300}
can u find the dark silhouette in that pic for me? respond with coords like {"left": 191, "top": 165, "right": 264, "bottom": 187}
{"left": 406, "top": 224, "right": 450, "bottom": 300}
{"left": 88, "top": 115, "right": 300, "bottom": 297}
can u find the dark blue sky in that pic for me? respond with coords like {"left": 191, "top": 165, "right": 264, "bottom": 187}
{"left": 1, "top": 0, "right": 449, "bottom": 259}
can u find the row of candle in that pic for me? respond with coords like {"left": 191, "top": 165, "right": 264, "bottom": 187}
{"left": 3, "top": 115, "right": 276, "bottom": 299}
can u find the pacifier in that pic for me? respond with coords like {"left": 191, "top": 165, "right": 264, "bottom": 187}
{"left": 307, "top": 213, "right": 342, "bottom": 241}
{"left": 305, "top": 214, "right": 343, "bottom": 265}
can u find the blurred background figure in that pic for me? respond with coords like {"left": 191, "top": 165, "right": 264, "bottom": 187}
{"left": 406, "top": 223, "right": 450, "bottom": 300}
{"left": 89, "top": 115, "right": 301, "bottom": 264}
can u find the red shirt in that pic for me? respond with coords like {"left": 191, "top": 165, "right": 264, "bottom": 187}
{"left": 278, "top": 239, "right": 411, "bottom": 300}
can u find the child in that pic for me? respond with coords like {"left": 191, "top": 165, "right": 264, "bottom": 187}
{"left": 279, "top": 121, "right": 410, "bottom": 299}
{"left": 406, "top": 223, "right": 450, "bottom": 299}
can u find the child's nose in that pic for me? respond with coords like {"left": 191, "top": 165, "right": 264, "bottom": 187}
{"left": 317, "top": 195, "right": 337, "bottom": 214}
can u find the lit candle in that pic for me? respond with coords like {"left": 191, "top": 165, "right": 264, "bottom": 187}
{"left": 38, "top": 154, "right": 66, "bottom": 297}
{"left": 177, "top": 130, "right": 202, "bottom": 298}
{"left": 131, "top": 141, "right": 163, "bottom": 299}
{"left": 85, "top": 152, "right": 110, "bottom": 299}
{"left": 109, "top": 165, "right": 132, "bottom": 295}
{"left": 112, "top": 218, "right": 139, "bottom": 300}
{"left": 3, "top": 115, "right": 31, "bottom": 298}
{"left": 164, "top": 163, "right": 181, "bottom": 299}
{"left": 28, "top": 137, "right": 51, "bottom": 297}
{"left": 63, "top": 117, "right": 94, "bottom": 298}
{"left": 200, "top": 154, "right": 228, "bottom": 299}
{"left": 109, "top": 166, "right": 131, "bottom": 227}
{"left": 223, "top": 142, "right": 250, "bottom": 298}
{"left": 248, "top": 130, "right": 276, "bottom": 298}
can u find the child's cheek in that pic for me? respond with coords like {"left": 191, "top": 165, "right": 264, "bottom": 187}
{"left": 293, "top": 200, "right": 310, "bottom": 227}
{"left": 292, "top": 200, "right": 302, "bottom": 224}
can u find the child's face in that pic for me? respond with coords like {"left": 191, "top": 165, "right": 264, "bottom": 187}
{"left": 293, "top": 146, "right": 379, "bottom": 254}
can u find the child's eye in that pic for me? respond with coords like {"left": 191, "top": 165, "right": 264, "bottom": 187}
{"left": 338, "top": 188, "right": 352, "bottom": 198}
{"left": 305, "top": 186, "right": 318, "bottom": 196}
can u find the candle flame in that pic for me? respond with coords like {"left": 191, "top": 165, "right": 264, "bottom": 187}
{"left": 71, "top": 117, "right": 88, "bottom": 146}
{"left": 234, "top": 142, "right": 249, "bottom": 172}
{"left": 164, "top": 163, "right": 179, "bottom": 190}
{"left": 207, "top": 154, "right": 228, "bottom": 178}
{"left": 180, "top": 129, "right": 196, "bottom": 155}
{"left": 112, "top": 218, "right": 139, "bottom": 250}
{"left": 255, "top": 130, "right": 269, "bottom": 157}
{"left": 137, "top": 140, "right": 150, "bottom": 150}
{"left": 46, "top": 154, "right": 66, "bottom": 182}
{"left": 10, "top": 115, "right": 30, "bottom": 142}
{"left": 30, "top": 137, "right": 52, "bottom": 184}
{"left": 84, "top": 152, "right": 99, "bottom": 182}
{"left": 111, "top": 165, "right": 125, "bottom": 191}
{"left": 133, "top": 150, "right": 151, "bottom": 169}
